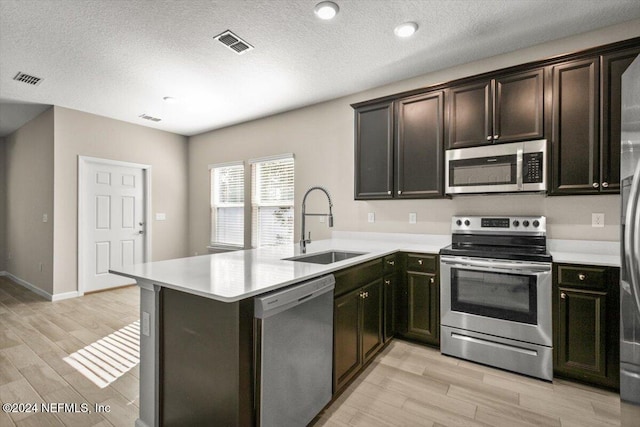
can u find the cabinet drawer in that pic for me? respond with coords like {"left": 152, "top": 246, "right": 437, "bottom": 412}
{"left": 383, "top": 255, "right": 397, "bottom": 274}
{"left": 334, "top": 259, "right": 383, "bottom": 297}
{"left": 556, "top": 264, "right": 607, "bottom": 290}
{"left": 406, "top": 253, "right": 438, "bottom": 273}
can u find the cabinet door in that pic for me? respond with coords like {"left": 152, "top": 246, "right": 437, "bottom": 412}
{"left": 354, "top": 102, "right": 394, "bottom": 199}
{"left": 555, "top": 287, "right": 607, "bottom": 380}
{"left": 383, "top": 274, "right": 396, "bottom": 343}
{"left": 550, "top": 57, "right": 600, "bottom": 194}
{"left": 405, "top": 271, "right": 439, "bottom": 345}
{"left": 395, "top": 91, "right": 444, "bottom": 198}
{"left": 601, "top": 48, "right": 640, "bottom": 193}
{"left": 447, "top": 81, "right": 492, "bottom": 149}
{"left": 494, "top": 68, "right": 544, "bottom": 143}
{"left": 361, "top": 279, "right": 383, "bottom": 365}
{"left": 333, "top": 289, "right": 361, "bottom": 392}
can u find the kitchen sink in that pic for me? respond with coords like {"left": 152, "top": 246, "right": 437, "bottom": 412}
{"left": 283, "top": 250, "right": 368, "bottom": 265}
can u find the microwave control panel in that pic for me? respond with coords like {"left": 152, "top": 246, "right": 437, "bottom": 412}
{"left": 523, "top": 152, "right": 543, "bottom": 183}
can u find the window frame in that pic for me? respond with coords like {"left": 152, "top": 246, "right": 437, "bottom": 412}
{"left": 249, "top": 154, "right": 295, "bottom": 248}
{"left": 209, "top": 161, "right": 245, "bottom": 249}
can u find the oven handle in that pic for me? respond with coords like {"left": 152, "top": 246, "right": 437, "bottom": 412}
{"left": 440, "top": 256, "right": 551, "bottom": 274}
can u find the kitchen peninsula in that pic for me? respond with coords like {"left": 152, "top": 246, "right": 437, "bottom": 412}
{"left": 112, "top": 231, "right": 619, "bottom": 427}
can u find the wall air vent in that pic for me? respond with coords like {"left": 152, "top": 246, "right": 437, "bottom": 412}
{"left": 13, "top": 72, "right": 43, "bottom": 86}
{"left": 213, "top": 30, "right": 254, "bottom": 55}
{"left": 138, "top": 113, "right": 162, "bottom": 122}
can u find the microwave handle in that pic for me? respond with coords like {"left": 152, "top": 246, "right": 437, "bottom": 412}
{"left": 517, "top": 147, "right": 523, "bottom": 190}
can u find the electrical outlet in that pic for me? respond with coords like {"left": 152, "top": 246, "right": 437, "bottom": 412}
{"left": 42, "top": 214, "right": 48, "bottom": 223}
{"left": 592, "top": 213, "right": 605, "bottom": 228}
{"left": 409, "top": 212, "right": 417, "bottom": 224}
{"left": 368, "top": 212, "right": 375, "bottom": 223}
{"left": 319, "top": 216, "right": 325, "bottom": 223}
{"left": 155, "top": 213, "right": 166, "bottom": 221}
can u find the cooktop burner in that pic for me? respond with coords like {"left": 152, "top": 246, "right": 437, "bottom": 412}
{"left": 440, "top": 215, "right": 552, "bottom": 263}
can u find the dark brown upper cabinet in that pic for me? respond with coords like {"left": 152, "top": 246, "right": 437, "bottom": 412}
{"left": 447, "top": 68, "right": 544, "bottom": 149}
{"left": 395, "top": 91, "right": 445, "bottom": 198}
{"left": 600, "top": 48, "right": 640, "bottom": 194}
{"left": 551, "top": 49, "right": 640, "bottom": 195}
{"left": 354, "top": 91, "right": 445, "bottom": 200}
{"left": 550, "top": 57, "right": 600, "bottom": 194}
{"left": 354, "top": 101, "right": 394, "bottom": 199}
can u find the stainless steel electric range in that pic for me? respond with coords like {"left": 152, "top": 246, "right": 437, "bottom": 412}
{"left": 439, "top": 215, "right": 553, "bottom": 381}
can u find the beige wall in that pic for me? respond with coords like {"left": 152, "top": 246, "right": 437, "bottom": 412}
{"left": 4, "top": 108, "right": 55, "bottom": 293}
{"left": 188, "top": 20, "right": 640, "bottom": 255}
{"left": 53, "top": 106, "right": 189, "bottom": 295}
{"left": 0, "top": 138, "right": 7, "bottom": 272}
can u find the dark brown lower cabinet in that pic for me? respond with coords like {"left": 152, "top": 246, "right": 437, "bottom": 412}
{"left": 553, "top": 264, "right": 620, "bottom": 389}
{"left": 397, "top": 253, "right": 440, "bottom": 346}
{"left": 333, "top": 279, "right": 383, "bottom": 393}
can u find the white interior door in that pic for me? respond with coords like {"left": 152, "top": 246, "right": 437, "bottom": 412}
{"left": 82, "top": 159, "right": 147, "bottom": 293}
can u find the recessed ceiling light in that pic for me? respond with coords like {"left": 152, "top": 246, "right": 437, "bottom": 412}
{"left": 394, "top": 22, "right": 418, "bottom": 38}
{"left": 314, "top": 1, "right": 339, "bottom": 20}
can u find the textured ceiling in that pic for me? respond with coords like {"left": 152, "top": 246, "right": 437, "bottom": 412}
{"left": 1, "top": 0, "right": 640, "bottom": 137}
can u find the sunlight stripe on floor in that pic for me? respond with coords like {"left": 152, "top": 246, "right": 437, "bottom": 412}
{"left": 64, "top": 320, "right": 140, "bottom": 388}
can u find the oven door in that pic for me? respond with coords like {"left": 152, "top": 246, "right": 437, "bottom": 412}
{"left": 440, "top": 255, "right": 552, "bottom": 347}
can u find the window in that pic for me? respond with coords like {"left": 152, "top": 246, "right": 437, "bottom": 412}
{"left": 210, "top": 162, "right": 244, "bottom": 247}
{"left": 251, "top": 155, "right": 295, "bottom": 247}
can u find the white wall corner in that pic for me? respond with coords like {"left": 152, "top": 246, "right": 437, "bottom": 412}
{"left": 2, "top": 272, "right": 54, "bottom": 301}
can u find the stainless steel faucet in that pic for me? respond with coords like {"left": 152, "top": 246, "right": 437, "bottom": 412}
{"left": 300, "top": 186, "right": 334, "bottom": 253}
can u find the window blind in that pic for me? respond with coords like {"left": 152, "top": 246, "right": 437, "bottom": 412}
{"left": 251, "top": 156, "right": 294, "bottom": 247}
{"left": 210, "top": 163, "right": 244, "bottom": 247}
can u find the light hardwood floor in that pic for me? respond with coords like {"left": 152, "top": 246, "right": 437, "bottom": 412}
{"left": 0, "top": 276, "right": 621, "bottom": 426}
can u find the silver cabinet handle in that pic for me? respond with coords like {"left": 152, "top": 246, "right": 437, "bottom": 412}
{"left": 578, "top": 273, "right": 586, "bottom": 281}
{"left": 387, "top": 190, "right": 391, "bottom": 195}
{"left": 561, "top": 292, "right": 566, "bottom": 299}
{"left": 593, "top": 182, "right": 600, "bottom": 188}
{"left": 387, "top": 260, "right": 395, "bottom": 266}
{"left": 486, "top": 136, "right": 492, "bottom": 141}
{"left": 602, "top": 182, "right": 609, "bottom": 188}
{"left": 430, "top": 277, "right": 435, "bottom": 284}
{"left": 398, "top": 190, "right": 402, "bottom": 195}
{"left": 418, "top": 259, "right": 423, "bottom": 265}
{"left": 385, "top": 280, "right": 391, "bottom": 285}
{"left": 493, "top": 134, "right": 499, "bottom": 140}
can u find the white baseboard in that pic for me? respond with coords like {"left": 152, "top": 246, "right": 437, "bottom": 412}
{"left": 0, "top": 271, "right": 79, "bottom": 301}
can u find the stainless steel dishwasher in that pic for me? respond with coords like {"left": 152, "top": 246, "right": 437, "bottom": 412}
{"left": 254, "top": 274, "right": 335, "bottom": 427}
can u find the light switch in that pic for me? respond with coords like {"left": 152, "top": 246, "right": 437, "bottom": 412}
{"left": 155, "top": 213, "right": 166, "bottom": 221}
{"left": 42, "top": 214, "right": 48, "bottom": 223}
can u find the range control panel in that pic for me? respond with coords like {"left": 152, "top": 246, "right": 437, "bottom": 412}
{"left": 451, "top": 215, "right": 546, "bottom": 235}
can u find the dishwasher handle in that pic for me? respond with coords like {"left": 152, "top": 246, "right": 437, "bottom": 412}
{"left": 254, "top": 274, "right": 335, "bottom": 319}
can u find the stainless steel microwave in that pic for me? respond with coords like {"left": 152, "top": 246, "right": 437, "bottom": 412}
{"left": 445, "top": 139, "right": 547, "bottom": 195}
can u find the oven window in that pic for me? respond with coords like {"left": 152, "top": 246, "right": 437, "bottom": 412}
{"left": 451, "top": 268, "right": 537, "bottom": 324}
{"left": 450, "top": 155, "right": 517, "bottom": 187}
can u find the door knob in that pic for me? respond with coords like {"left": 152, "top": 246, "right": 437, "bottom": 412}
{"left": 560, "top": 292, "right": 566, "bottom": 299}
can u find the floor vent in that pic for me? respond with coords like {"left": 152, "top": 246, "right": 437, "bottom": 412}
{"left": 138, "top": 113, "right": 162, "bottom": 122}
{"left": 214, "top": 30, "right": 253, "bottom": 55}
{"left": 13, "top": 72, "right": 43, "bottom": 86}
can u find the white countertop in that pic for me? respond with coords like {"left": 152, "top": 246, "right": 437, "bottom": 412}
{"left": 548, "top": 239, "right": 620, "bottom": 267}
{"left": 111, "top": 232, "right": 621, "bottom": 303}
{"left": 111, "top": 232, "right": 450, "bottom": 303}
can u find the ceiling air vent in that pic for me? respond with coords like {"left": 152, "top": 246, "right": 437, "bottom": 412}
{"left": 214, "top": 30, "right": 253, "bottom": 55}
{"left": 138, "top": 113, "right": 162, "bottom": 122}
{"left": 13, "top": 72, "right": 43, "bottom": 86}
